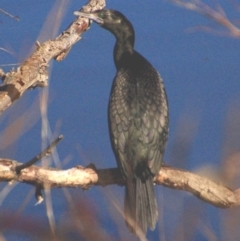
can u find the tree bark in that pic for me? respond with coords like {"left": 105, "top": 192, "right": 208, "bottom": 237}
{"left": 0, "top": 159, "right": 239, "bottom": 208}
{"left": 0, "top": 0, "right": 106, "bottom": 114}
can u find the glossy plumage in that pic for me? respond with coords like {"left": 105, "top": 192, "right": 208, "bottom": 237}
{"left": 74, "top": 9, "right": 169, "bottom": 236}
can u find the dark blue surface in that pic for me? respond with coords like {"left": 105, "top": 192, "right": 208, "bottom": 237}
{"left": 1, "top": 0, "right": 240, "bottom": 240}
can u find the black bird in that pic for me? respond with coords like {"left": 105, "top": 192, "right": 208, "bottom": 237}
{"left": 74, "top": 9, "right": 169, "bottom": 236}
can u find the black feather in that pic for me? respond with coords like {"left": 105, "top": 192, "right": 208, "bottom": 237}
{"left": 76, "top": 9, "right": 169, "bottom": 236}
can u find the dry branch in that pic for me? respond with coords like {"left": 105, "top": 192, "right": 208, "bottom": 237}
{"left": 0, "top": 159, "right": 239, "bottom": 208}
{"left": 0, "top": 0, "right": 106, "bottom": 114}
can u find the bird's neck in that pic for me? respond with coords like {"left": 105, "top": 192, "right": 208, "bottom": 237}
{"left": 113, "top": 29, "right": 135, "bottom": 69}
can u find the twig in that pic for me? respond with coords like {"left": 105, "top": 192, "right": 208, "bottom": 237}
{"left": 0, "top": 69, "right": 5, "bottom": 80}
{"left": 35, "top": 185, "right": 44, "bottom": 205}
{"left": 0, "top": 47, "right": 14, "bottom": 55}
{"left": 0, "top": 64, "right": 20, "bottom": 67}
{"left": 0, "top": 8, "right": 19, "bottom": 21}
{"left": 15, "top": 135, "right": 63, "bottom": 174}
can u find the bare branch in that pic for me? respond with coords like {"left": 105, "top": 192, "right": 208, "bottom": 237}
{"left": 0, "top": 8, "right": 19, "bottom": 21}
{"left": 0, "top": 0, "right": 106, "bottom": 114}
{"left": 15, "top": 135, "right": 63, "bottom": 174}
{"left": 0, "top": 47, "right": 14, "bottom": 55}
{"left": 0, "top": 159, "right": 238, "bottom": 208}
{"left": 156, "top": 165, "right": 237, "bottom": 208}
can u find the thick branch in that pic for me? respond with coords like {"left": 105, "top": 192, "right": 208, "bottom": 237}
{"left": 0, "top": 0, "right": 106, "bottom": 114}
{"left": 0, "top": 159, "right": 239, "bottom": 208}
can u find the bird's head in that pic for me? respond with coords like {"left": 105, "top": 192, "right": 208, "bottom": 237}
{"left": 74, "top": 9, "right": 133, "bottom": 33}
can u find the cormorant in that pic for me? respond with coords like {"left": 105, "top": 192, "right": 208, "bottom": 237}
{"left": 74, "top": 9, "right": 169, "bottom": 236}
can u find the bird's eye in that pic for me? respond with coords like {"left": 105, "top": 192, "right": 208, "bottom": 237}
{"left": 99, "top": 13, "right": 105, "bottom": 18}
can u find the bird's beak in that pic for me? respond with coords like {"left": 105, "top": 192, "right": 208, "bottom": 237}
{"left": 73, "top": 11, "right": 104, "bottom": 24}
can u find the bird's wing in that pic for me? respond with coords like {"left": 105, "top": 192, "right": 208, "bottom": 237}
{"left": 138, "top": 69, "right": 169, "bottom": 174}
{"left": 108, "top": 69, "right": 135, "bottom": 178}
{"left": 109, "top": 66, "right": 169, "bottom": 177}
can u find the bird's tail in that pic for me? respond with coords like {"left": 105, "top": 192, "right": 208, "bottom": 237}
{"left": 124, "top": 176, "right": 158, "bottom": 237}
